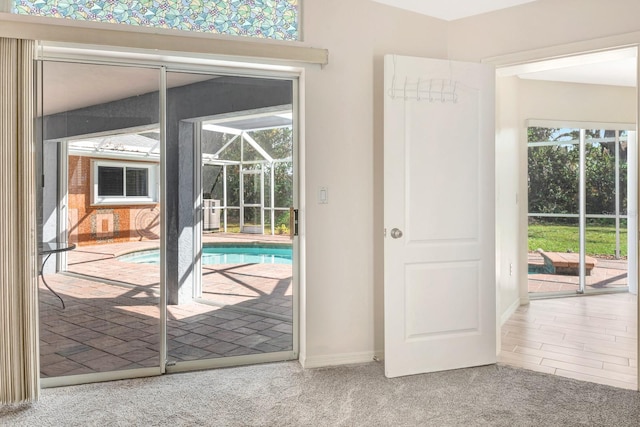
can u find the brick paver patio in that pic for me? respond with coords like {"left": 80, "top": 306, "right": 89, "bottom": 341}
{"left": 39, "top": 234, "right": 293, "bottom": 378}
{"left": 528, "top": 252, "right": 628, "bottom": 294}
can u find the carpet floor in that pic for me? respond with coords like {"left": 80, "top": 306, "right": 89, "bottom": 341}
{"left": 1, "top": 362, "right": 639, "bottom": 426}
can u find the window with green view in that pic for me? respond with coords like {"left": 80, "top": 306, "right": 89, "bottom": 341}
{"left": 12, "top": 0, "right": 299, "bottom": 41}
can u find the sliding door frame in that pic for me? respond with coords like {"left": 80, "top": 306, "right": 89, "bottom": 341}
{"left": 170, "top": 65, "right": 301, "bottom": 374}
{"left": 526, "top": 120, "right": 636, "bottom": 297}
{"left": 37, "top": 43, "right": 303, "bottom": 386}
{"left": 38, "top": 57, "right": 166, "bottom": 388}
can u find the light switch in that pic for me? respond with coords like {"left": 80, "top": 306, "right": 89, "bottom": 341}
{"left": 319, "top": 186, "right": 328, "bottom": 204}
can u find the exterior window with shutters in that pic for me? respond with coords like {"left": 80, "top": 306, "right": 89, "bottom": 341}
{"left": 92, "top": 160, "right": 157, "bottom": 205}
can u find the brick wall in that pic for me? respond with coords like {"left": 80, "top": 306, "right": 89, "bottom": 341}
{"left": 68, "top": 155, "right": 160, "bottom": 246}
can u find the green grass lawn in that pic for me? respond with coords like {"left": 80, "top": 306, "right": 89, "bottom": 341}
{"left": 528, "top": 223, "right": 627, "bottom": 257}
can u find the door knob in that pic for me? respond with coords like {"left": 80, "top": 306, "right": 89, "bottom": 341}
{"left": 390, "top": 228, "right": 403, "bottom": 239}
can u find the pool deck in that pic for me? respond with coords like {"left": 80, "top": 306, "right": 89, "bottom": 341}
{"left": 528, "top": 252, "right": 628, "bottom": 294}
{"left": 39, "top": 233, "right": 293, "bottom": 378}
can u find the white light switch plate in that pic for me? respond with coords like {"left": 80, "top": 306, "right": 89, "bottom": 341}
{"left": 318, "top": 186, "right": 328, "bottom": 204}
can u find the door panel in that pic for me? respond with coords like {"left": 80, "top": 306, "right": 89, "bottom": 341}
{"left": 384, "top": 55, "right": 496, "bottom": 378}
{"left": 166, "top": 70, "right": 296, "bottom": 368}
{"left": 407, "top": 99, "right": 480, "bottom": 243}
{"left": 406, "top": 262, "right": 479, "bottom": 337}
{"left": 38, "top": 61, "right": 162, "bottom": 382}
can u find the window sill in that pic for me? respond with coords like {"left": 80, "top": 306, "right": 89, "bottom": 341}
{"left": 91, "top": 200, "right": 158, "bottom": 207}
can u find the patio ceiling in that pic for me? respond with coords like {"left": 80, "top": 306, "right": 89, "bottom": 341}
{"left": 68, "top": 130, "right": 161, "bottom": 159}
{"left": 203, "top": 113, "right": 292, "bottom": 133}
{"left": 42, "top": 60, "right": 216, "bottom": 116}
{"left": 201, "top": 106, "right": 292, "bottom": 133}
{"left": 67, "top": 106, "right": 293, "bottom": 160}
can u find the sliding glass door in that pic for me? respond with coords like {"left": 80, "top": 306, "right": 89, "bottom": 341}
{"left": 164, "top": 70, "right": 296, "bottom": 370}
{"left": 37, "top": 60, "right": 163, "bottom": 384}
{"left": 527, "top": 125, "right": 635, "bottom": 296}
{"left": 36, "top": 57, "right": 299, "bottom": 386}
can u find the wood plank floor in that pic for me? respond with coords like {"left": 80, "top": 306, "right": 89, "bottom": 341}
{"left": 499, "top": 292, "right": 638, "bottom": 390}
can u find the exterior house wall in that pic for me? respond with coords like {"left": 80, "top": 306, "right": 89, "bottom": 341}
{"left": 68, "top": 155, "right": 160, "bottom": 246}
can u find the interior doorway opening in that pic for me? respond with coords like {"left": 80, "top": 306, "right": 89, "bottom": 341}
{"left": 495, "top": 46, "right": 638, "bottom": 390}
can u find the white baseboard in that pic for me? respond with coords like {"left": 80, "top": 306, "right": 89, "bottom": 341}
{"left": 500, "top": 297, "right": 522, "bottom": 325}
{"left": 300, "top": 350, "right": 384, "bottom": 369}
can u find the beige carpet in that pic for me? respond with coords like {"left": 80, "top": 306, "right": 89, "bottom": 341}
{"left": 1, "top": 362, "right": 639, "bottom": 426}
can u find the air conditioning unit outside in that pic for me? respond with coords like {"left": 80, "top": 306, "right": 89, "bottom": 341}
{"left": 203, "top": 199, "right": 221, "bottom": 231}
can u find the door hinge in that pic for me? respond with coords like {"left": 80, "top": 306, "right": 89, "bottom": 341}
{"left": 165, "top": 360, "right": 177, "bottom": 367}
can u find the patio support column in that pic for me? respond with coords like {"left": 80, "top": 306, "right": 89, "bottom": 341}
{"left": 167, "top": 120, "right": 197, "bottom": 305}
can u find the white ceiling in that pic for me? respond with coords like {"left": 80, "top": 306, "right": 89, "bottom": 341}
{"left": 498, "top": 47, "right": 638, "bottom": 88}
{"left": 371, "top": 0, "right": 539, "bottom": 21}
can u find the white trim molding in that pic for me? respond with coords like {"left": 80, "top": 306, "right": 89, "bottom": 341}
{"left": 91, "top": 159, "right": 159, "bottom": 206}
{"left": 300, "top": 350, "right": 384, "bottom": 369}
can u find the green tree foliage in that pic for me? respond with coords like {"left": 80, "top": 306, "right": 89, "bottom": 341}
{"left": 202, "top": 126, "right": 293, "bottom": 233}
{"left": 528, "top": 127, "right": 627, "bottom": 223}
{"left": 251, "top": 128, "right": 294, "bottom": 210}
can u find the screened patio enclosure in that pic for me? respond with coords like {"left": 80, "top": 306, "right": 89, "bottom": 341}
{"left": 201, "top": 106, "right": 294, "bottom": 236}
{"left": 64, "top": 106, "right": 294, "bottom": 238}
{"left": 527, "top": 125, "right": 638, "bottom": 295}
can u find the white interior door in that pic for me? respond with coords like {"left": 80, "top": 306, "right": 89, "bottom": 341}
{"left": 383, "top": 55, "right": 496, "bottom": 378}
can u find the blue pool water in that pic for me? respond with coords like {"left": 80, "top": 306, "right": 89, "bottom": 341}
{"left": 119, "top": 245, "right": 292, "bottom": 265}
{"left": 528, "top": 264, "right": 553, "bottom": 274}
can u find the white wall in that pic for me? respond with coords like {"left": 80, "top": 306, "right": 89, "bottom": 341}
{"left": 299, "top": 0, "right": 448, "bottom": 366}
{"left": 495, "top": 76, "right": 522, "bottom": 326}
{"left": 519, "top": 80, "right": 636, "bottom": 124}
{"left": 447, "top": 0, "right": 640, "bottom": 62}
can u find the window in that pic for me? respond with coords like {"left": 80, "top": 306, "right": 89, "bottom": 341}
{"left": 12, "top": 0, "right": 300, "bottom": 41}
{"left": 92, "top": 160, "right": 157, "bottom": 205}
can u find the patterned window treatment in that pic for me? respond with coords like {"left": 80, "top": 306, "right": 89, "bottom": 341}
{"left": 0, "top": 37, "right": 39, "bottom": 404}
{"left": 12, "top": 1, "right": 300, "bottom": 41}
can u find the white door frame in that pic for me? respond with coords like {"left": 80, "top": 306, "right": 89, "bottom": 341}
{"left": 486, "top": 35, "right": 640, "bottom": 391}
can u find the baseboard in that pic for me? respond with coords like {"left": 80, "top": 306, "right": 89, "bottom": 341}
{"left": 300, "top": 350, "right": 384, "bottom": 369}
{"left": 500, "top": 297, "right": 522, "bottom": 325}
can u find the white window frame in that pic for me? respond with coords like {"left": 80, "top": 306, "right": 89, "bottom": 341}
{"left": 91, "top": 159, "right": 158, "bottom": 206}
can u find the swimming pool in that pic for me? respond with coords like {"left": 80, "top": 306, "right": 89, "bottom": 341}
{"left": 118, "top": 245, "right": 293, "bottom": 265}
{"left": 528, "top": 264, "right": 553, "bottom": 274}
